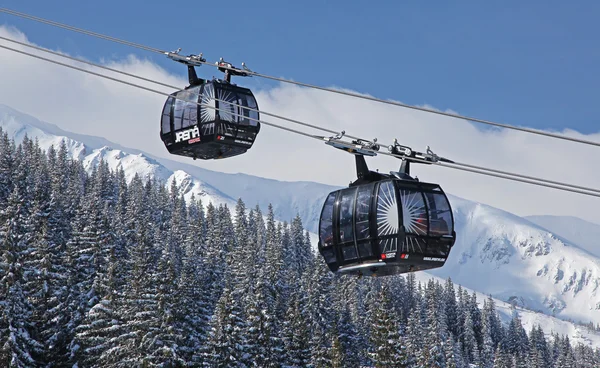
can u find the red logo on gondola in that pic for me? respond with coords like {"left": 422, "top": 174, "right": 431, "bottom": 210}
{"left": 188, "top": 137, "right": 200, "bottom": 144}
{"left": 381, "top": 253, "right": 386, "bottom": 259}
{"left": 400, "top": 254, "right": 409, "bottom": 259}
{"left": 217, "top": 135, "right": 225, "bottom": 140}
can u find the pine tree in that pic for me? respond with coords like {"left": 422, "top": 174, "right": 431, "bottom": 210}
{"left": 506, "top": 310, "right": 529, "bottom": 357}
{"left": 368, "top": 283, "right": 403, "bottom": 367}
{"left": 206, "top": 284, "right": 247, "bottom": 367}
{"left": 462, "top": 305, "right": 480, "bottom": 366}
{"left": 178, "top": 195, "right": 208, "bottom": 362}
{"left": 444, "top": 278, "right": 459, "bottom": 339}
{"left": 0, "top": 187, "right": 42, "bottom": 366}
{"left": 422, "top": 280, "right": 447, "bottom": 367}
{"left": 554, "top": 336, "right": 576, "bottom": 368}
{"left": 405, "top": 306, "right": 424, "bottom": 367}
{"left": 492, "top": 345, "right": 511, "bottom": 368}
{"left": 482, "top": 295, "right": 504, "bottom": 349}
{"left": 481, "top": 320, "right": 495, "bottom": 368}
{"left": 529, "top": 324, "right": 550, "bottom": 367}
{"left": 444, "top": 334, "right": 463, "bottom": 368}
{"left": 0, "top": 129, "right": 14, "bottom": 206}
{"left": 281, "top": 296, "right": 311, "bottom": 367}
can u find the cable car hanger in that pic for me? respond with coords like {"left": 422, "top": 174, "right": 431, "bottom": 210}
{"left": 1, "top": 42, "right": 600, "bottom": 198}
{"left": 2, "top": 7, "right": 598, "bottom": 148}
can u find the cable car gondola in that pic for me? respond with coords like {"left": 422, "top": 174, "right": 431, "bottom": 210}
{"left": 318, "top": 140, "right": 456, "bottom": 276}
{"left": 160, "top": 55, "right": 260, "bottom": 160}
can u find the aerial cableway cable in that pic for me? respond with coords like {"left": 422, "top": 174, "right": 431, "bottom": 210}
{"left": 2, "top": 34, "right": 599, "bottom": 196}
{"left": 0, "top": 8, "right": 164, "bottom": 54}
{"left": 1, "top": 7, "right": 599, "bottom": 148}
{"left": 0, "top": 35, "right": 376, "bottom": 146}
{"left": 1, "top": 43, "right": 600, "bottom": 199}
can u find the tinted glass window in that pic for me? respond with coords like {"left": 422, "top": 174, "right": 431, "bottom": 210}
{"left": 342, "top": 245, "right": 358, "bottom": 260}
{"left": 426, "top": 238, "right": 451, "bottom": 256}
{"left": 161, "top": 96, "right": 174, "bottom": 134}
{"left": 398, "top": 188, "right": 427, "bottom": 236}
{"left": 237, "top": 93, "right": 259, "bottom": 126}
{"left": 424, "top": 192, "right": 453, "bottom": 236}
{"left": 338, "top": 188, "right": 356, "bottom": 244}
{"left": 322, "top": 248, "right": 336, "bottom": 264}
{"left": 355, "top": 184, "right": 374, "bottom": 241}
{"left": 319, "top": 193, "right": 336, "bottom": 247}
{"left": 181, "top": 87, "right": 200, "bottom": 129}
{"left": 173, "top": 97, "right": 185, "bottom": 131}
{"left": 358, "top": 242, "right": 372, "bottom": 258}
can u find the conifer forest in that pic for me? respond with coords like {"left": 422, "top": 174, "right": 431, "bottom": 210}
{"left": 1, "top": 130, "right": 600, "bottom": 367}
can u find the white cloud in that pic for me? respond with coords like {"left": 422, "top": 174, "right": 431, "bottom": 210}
{"left": 1, "top": 25, "right": 599, "bottom": 224}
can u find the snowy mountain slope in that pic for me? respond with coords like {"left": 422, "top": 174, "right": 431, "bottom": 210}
{"left": 429, "top": 195, "right": 600, "bottom": 326}
{"left": 0, "top": 104, "right": 237, "bottom": 209}
{"left": 414, "top": 272, "right": 600, "bottom": 347}
{"left": 0, "top": 104, "right": 337, "bottom": 231}
{"left": 3, "top": 104, "right": 600, "bottom": 340}
{"left": 526, "top": 215, "right": 600, "bottom": 258}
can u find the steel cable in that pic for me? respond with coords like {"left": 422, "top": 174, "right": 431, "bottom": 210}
{"left": 2, "top": 7, "right": 599, "bottom": 148}
{"left": 1, "top": 43, "right": 600, "bottom": 198}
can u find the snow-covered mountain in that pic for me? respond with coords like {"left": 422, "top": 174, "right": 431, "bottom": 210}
{"left": 415, "top": 272, "right": 600, "bottom": 347}
{"left": 526, "top": 215, "right": 600, "bottom": 258}
{"left": 0, "top": 104, "right": 336, "bottom": 231}
{"left": 429, "top": 197, "right": 600, "bottom": 326}
{"left": 2, "top": 103, "right": 600, "bottom": 346}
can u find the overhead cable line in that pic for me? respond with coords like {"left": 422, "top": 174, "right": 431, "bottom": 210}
{"left": 0, "top": 35, "right": 176, "bottom": 89}
{"left": 0, "top": 8, "right": 164, "bottom": 54}
{"left": 1, "top": 43, "right": 600, "bottom": 199}
{"left": 3, "top": 35, "right": 598, "bottom": 196}
{"left": 2, "top": 7, "right": 600, "bottom": 148}
{"left": 0, "top": 35, "right": 374, "bottom": 145}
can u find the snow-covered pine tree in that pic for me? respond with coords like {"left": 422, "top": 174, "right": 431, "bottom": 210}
{"left": 405, "top": 304, "right": 424, "bottom": 366}
{"left": 462, "top": 304, "right": 480, "bottom": 366}
{"left": 206, "top": 283, "right": 247, "bottom": 367}
{"left": 553, "top": 336, "right": 576, "bottom": 368}
{"left": 492, "top": 345, "right": 511, "bottom": 368}
{"left": 0, "top": 128, "right": 14, "bottom": 206}
{"left": 281, "top": 295, "right": 311, "bottom": 367}
{"left": 444, "top": 278, "right": 459, "bottom": 340}
{"left": 178, "top": 194, "right": 208, "bottom": 362}
{"left": 505, "top": 310, "right": 529, "bottom": 358}
{"left": 0, "top": 186, "right": 42, "bottom": 367}
{"left": 421, "top": 279, "right": 448, "bottom": 367}
{"left": 529, "top": 324, "right": 551, "bottom": 367}
{"left": 368, "top": 283, "right": 404, "bottom": 367}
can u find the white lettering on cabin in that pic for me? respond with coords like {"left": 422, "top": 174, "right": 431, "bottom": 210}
{"left": 175, "top": 126, "right": 200, "bottom": 143}
{"left": 423, "top": 257, "right": 445, "bottom": 262}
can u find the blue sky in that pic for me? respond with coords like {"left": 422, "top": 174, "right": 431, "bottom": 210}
{"left": 1, "top": 0, "right": 599, "bottom": 134}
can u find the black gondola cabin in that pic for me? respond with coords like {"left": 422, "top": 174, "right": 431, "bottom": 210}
{"left": 160, "top": 61, "right": 260, "bottom": 160}
{"left": 318, "top": 154, "right": 456, "bottom": 276}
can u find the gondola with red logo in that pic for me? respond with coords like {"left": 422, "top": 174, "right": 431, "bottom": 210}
{"left": 160, "top": 53, "right": 260, "bottom": 160}
{"left": 318, "top": 139, "right": 456, "bottom": 276}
